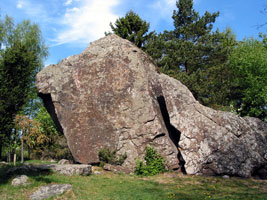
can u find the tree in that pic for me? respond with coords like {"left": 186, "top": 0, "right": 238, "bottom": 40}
{"left": 14, "top": 115, "right": 28, "bottom": 163}
{"left": 145, "top": 0, "right": 237, "bottom": 109}
{"left": 35, "top": 106, "right": 59, "bottom": 139}
{"left": 229, "top": 37, "right": 267, "bottom": 121}
{"left": 0, "top": 15, "right": 48, "bottom": 160}
{"left": 108, "top": 10, "right": 153, "bottom": 48}
{"left": 33, "top": 106, "right": 71, "bottom": 160}
{"left": 14, "top": 114, "right": 48, "bottom": 163}
{"left": 164, "top": 0, "right": 220, "bottom": 74}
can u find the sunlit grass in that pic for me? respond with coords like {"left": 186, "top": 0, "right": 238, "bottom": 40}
{"left": 0, "top": 164, "right": 266, "bottom": 200}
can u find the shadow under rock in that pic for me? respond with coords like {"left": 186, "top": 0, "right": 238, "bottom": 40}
{"left": 157, "top": 95, "right": 186, "bottom": 174}
{"left": 0, "top": 164, "right": 53, "bottom": 185}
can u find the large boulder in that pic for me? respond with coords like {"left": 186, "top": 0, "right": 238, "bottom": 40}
{"left": 158, "top": 73, "right": 267, "bottom": 178}
{"left": 36, "top": 34, "right": 267, "bottom": 178}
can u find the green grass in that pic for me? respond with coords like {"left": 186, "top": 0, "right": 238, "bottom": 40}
{"left": 0, "top": 163, "right": 266, "bottom": 200}
{"left": 24, "top": 159, "right": 57, "bottom": 165}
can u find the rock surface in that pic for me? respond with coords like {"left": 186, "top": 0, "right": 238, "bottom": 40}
{"left": 0, "top": 161, "right": 8, "bottom": 166}
{"left": 103, "top": 163, "right": 132, "bottom": 174}
{"left": 158, "top": 73, "right": 267, "bottom": 178}
{"left": 11, "top": 175, "right": 29, "bottom": 186}
{"left": 58, "top": 159, "right": 71, "bottom": 165}
{"left": 36, "top": 34, "right": 179, "bottom": 171}
{"left": 30, "top": 184, "right": 72, "bottom": 200}
{"left": 36, "top": 34, "right": 267, "bottom": 178}
{"left": 53, "top": 164, "right": 91, "bottom": 176}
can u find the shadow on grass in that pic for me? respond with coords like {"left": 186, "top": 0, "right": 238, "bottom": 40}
{"left": 0, "top": 164, "right": 53, "bottom": 185}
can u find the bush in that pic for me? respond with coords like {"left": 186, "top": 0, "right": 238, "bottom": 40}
{"left": 30, "top": 135, "right": 72, "bottom": 161}
{"left": 98, "top": 148, "right": 127, "bottom": 166}
{"left": 135, "top": 146, "right": 166, "bottom": 176}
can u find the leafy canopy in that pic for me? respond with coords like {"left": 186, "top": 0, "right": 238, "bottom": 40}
{"left": 145, "top": 0, "right": 237, "bottom": 109}
{"left": 108, "top": 10, "right": 153, "bottom": 48}
{"left": 229, "top": 37, "right": 267, "bottom": 121}
{"left": 0, "top": 14, "right": 48, "bottom": 157}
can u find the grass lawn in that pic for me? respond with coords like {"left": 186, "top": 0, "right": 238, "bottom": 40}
{"left": 0, "top": 164, "right": 266, "bottom": 200}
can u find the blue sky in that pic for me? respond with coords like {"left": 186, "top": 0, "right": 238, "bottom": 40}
{"left": 1, "top": 0, "right": 266, "bottom": 66}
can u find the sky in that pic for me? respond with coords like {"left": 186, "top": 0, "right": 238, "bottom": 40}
{"left": 1, "top": 0, "right": 266, "bottom": 66}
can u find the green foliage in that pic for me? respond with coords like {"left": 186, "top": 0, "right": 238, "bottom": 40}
{"left": 154, "top": 0, "right": 220, "bottom": 73}
{"left": 0, "top": 14, "right": 47, "bottom": 159}
{"left": 229, "top": 37, "right": 267, "bottom": 121}
{"left": 145, "top": 0, "right": 237, "bottom": 110}
{"left": 98, "top": 148, "right": 127, "bottom": 166}
{"left": 108, "top": 10, "right": 154, "bottom": 48}
{"left": 135, "top": 146, "right": 166, "bottom": 176}
{"left": 35, "top": 106, "right": 59, "bottom": 138}
{"left": 36, "top": 135, "right": 72, "bottom": 160}
{"left": 31, "top": 106, "right": 72, "bottom": 160}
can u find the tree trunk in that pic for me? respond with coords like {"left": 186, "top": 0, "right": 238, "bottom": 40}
{"left": 13, "top": 140, "right": 17, "bottom": 166}
{"left": 13, "top": 152, "right": 16, "bottom": 166}
{"left": 21, "top": 134, "right": 24, "bottom": 163}
{"left": 185, "top": 61, "right": 190, "bottom": 74}
{"left": 0, "top": 140, "right": 2, "bottom": 161}
{"left": 7, "top": 148, "right": 11, "bottom": 163}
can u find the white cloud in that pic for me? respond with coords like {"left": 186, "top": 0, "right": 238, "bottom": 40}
{"left": 53, "top": 0, "right": 119, "bottom": 46}
{"left": 64, "top": 0, "right": 73, "bottom": 6}
{"left": 16, "top": 0, "right": 27, "bottom": 9}
{"left": 17, "top": 3, "right": 23, "bottom": 8}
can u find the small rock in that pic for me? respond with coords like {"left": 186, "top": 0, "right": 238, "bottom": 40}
{"left": 30, "top": 184, "right": 72, "bottom": 200}
{"left": 53, "top": 164, "right": 92, "bottom": 176}
{"left": 103, "top": 164, "right": 131, "bottom": 174}
{"left": 93, "top": 170, "right": 101, "bottom": 175}
{"left": 50, "top": 159, "right": 56, "bottom": 163}
{"left": 11, "top": 175, "right": 29, "bottom": 186}
{"left": 0, "top": 161, "right": 8, "bottom": 166}
{"left": 58, "top": 159, "right": 70, "bottom": 165}
{"left": 222, "top": 175, "right": 230, "bottom": 179}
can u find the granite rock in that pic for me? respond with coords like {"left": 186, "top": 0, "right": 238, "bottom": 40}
{"left": 36, "top": 34, "right": 267, "bottom": 178}
{"left": 30, "top": 184, "right": 72, "bottom": 200}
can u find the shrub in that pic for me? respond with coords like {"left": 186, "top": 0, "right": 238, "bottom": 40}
{"left": 135, "top": 146, "right": 166, "bottom": 176}
{"left": 30, "top": 135, "right": 72, "bottom": 161}
{"left": 98, "top": 148, "right": 127, "bottom": 166}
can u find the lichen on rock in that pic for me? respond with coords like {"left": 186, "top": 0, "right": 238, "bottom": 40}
{"left": 36, "top": 34, "right": 267, "bottom": 178}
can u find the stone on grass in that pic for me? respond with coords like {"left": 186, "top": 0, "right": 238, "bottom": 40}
{"left": 7, "top": 164, "right": 92, "bottom": 176}
{"left": 58, "top": 159, "right": 70, "bottom": 165}
{"left": 0, "top": 161, "right": 8, "bottom": 166}
{"left": 11, "top": 175, "right": 29, "bottom": 186}
{"left": 30, "top": 184, "right": 72, "bottom": 200}
{"left": 103, "top": 164, "right": 131, "bottom": 174}
{"left": 53, "top": 164, "right": 91, "bottom": 176}
{"left": 93, "top": 170, "right": 101, "bottom": 175}
{"left": 222, "top": 175, "right": 230, "bottom": 179}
